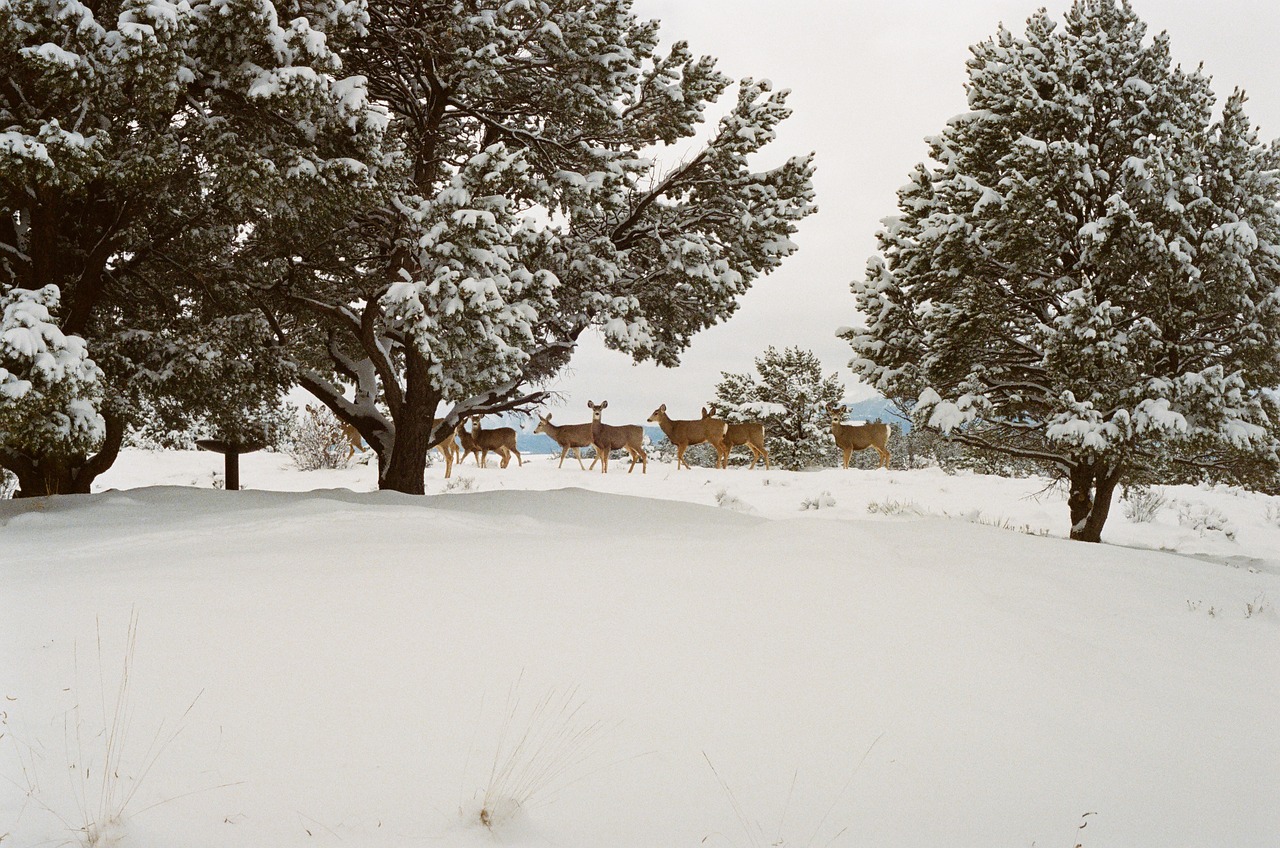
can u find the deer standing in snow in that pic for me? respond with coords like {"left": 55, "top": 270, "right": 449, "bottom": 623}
{"left": 466, "top": 415, "right": 522, "bottom": 468}
{"left": 586, "top": 400, "right": 647, "bottom": 473}
{"left": 703, "top": 403, "right": 770, "bottom": 470}
{"left": 433, "top": 421, "right": 461, "bottom": 478}
{"left": 828, "top": 403, "right": 891, "bottom": 469}
{"left": 647, "top": 403, "right": 728, "bottom": 470}
{"left": 533, "top": 412, "right": 595, "bottom": 470}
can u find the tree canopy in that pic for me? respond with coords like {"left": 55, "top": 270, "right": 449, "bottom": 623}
{"left": 712, "top": 345, "right": 845, "bottom": 469}
{"left": 846, "top": 0, "right": 1280, "bottom": 540}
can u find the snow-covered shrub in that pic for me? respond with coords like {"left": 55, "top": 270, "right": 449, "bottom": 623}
{"left": 284, "top": 406, "right": 356, "bottom": 471}
{"left": 714, "top": 488, "right": 754, "bottom": 513}
{"left": 0, "top": 286, "right": 104, "bottom": 459}
{"left": 1122, "top": 486, "right": 1168, "bottom": 523}
{"left": 867, "top": 498, "right": 926, "bottom": 516}
{"left": 800, "top": 491, "right": 836, "bottom": 510}
{"left": 1177, "top": 502, "right": 1236, "bottom": 540}
{"left": 1, "top": 468, "right": 16, "bottom": 499}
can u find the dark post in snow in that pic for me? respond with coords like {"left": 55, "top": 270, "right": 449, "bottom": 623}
{"left": 195, "top": 439, "right": 265, "bottom": 491}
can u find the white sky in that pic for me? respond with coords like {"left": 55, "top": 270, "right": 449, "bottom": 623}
{"left": 540, "top": 0, "right": 1280, "bottom": 428}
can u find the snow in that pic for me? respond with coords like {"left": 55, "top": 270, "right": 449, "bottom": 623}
{"left": 2, "top": 450, "right": 1278, "bottom": 848}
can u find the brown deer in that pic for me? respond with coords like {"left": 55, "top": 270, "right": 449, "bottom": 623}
{"left": 828, "top": 403, "right": 891, "bottom": 469}
{"left": 648, "top": 403, "right": 728, "bottom": 470}
{"left": 703, "top": 403, "right": 770, "bottom": 470}
{"left": 433, "top": 422, "right": 461, "bottom": 478}
{"left": 533, "top": 412, "right": 594, "bottom": 470}
{"left": 467, "top": 415, "right": 522, "bottom": 468}
{"left": 586, "top": 400, "right": 647, "bottom": 473}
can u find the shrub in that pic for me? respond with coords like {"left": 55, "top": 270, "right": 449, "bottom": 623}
{"left": 1121, "top": 485, "right": 1168, "bottom": 523}
{"left": 284, "top": 406, "right": 357, "bottom": 471}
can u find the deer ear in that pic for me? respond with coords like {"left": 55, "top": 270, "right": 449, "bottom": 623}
{"left": 545, "top": 412, "right": 553, "bottom": 421}
{"left": 602, "top": 400, "right": 608, "bottom": 409}
{"left": 587, "top": 400, "right": 593, "bottom": 408}
{"left": 660, "top": 403, "right": 667, "bottom": 412}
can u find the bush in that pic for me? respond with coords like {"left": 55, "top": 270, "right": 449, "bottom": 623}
{"left": 284, "top": 406, "right": 358, "bottom": 470}
{"left": 1177, "top": 502, "right": 1236, "bottom": 539}
{"left": 1121, "top": 485, "right": 1168, "bottom": 523}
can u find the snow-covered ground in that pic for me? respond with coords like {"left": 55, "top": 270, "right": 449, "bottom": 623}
{"left": 3, "top": 448, "right": 1278, "bottom": 848}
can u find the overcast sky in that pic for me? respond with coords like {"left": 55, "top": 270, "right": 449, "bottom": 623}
{"left": 536, "top": 0, "right": 1280, "bottom": 428}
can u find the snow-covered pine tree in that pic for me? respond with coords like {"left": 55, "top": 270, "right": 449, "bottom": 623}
{"left": 268, "top": 0, "right": 817, "bottom": 493}
{"left": 712, "top": 346, "right": 845, "bottom": 469}
{"left": 846, "top": 0, "right": 1280, "bottom": 541}
{"left": 0, "top": 0, "right": 384, "bottom": 495}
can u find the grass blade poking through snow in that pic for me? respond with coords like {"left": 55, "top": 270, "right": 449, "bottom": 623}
{"left": 477, "top": 675, "right": 608, "bottom": 830}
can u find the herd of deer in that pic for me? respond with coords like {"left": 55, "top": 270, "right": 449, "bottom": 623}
{"left": 418, "top": 401, "right": 891, "bottom": 479}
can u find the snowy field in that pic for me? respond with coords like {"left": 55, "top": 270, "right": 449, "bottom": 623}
{"left": 3, "top": 448, "right": 1279, "bottom": 848}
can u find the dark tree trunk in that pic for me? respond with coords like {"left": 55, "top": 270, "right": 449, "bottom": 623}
{"left": 378, "top": 351, "right": 441, "bottom": 495}
{"left": 3, "top": 412, "right": 125, "bottom": 497}
{"left": 1067, "top": 459, "right": 1124, "bottom": 543}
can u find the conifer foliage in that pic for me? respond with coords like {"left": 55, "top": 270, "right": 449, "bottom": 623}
{"left": 272, "top": 0, "right": 817, "bottom": 493}
{"left": 0, "top": 0, "right": 384, "bottom": 494}
{"left": 847, "top": 0, "right": 1280, "bottom": 541}
{"left": 712, "top": 346, "right": 845, "bottom": 469}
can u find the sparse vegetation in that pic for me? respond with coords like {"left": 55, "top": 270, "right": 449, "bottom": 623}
{"left": 1121, "top": 485, "right": 1168, "bottom": 523}
{"left": 800, "top": 491, "right": 836, "bottom": 510}
{"left": 443, "top": 475, "right": 477, "bottom": 493}
{"left": 866, "top": 498, "right": 927, "bottom": 517}
{"left": 476, "top": 680, "right": 607, "bottom": 831}
{"left": 284, "top": 406, "right": 357, "bottom": 471}
{"left": 1176, "top": 502, "right": 1236, "bottom": 540}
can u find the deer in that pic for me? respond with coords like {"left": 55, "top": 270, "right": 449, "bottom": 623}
{"left": 466, "top": 415, "right": 522, "bottom": 468}
{"left": 828, "top": 402, "right": 891, "bottom": 469}
{"left": 586, "top": 400, "right": 647, "bottom": 473}
{"left": 647, "top": 403, "right": 728, "bottom": 470}
{"left": 433, "top": 422, "right": 461, "bottom": 478}
{"left": 533, "top": 412, "right": 594, "bottom": 470}
{"left": 703, "top": 403, "right": 770, "bottom": 470}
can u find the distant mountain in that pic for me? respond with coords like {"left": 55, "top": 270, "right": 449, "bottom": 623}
{"left": 517, "top": 426, "right": 666, "bottom": 454}
{"left": 842, "top": 396, "right": 910, "bottom": 431}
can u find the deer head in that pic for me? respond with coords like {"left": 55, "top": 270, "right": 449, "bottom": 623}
{"left": 587, "top": 400, "right": 608, "bottom": 421}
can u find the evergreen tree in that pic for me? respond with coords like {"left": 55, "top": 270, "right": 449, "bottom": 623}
{"left": 846, "top": 0, "right": 1280, "bottom": 541}
{"left": 713, "top": 346, "right": 844, "bottom": 469}
{"left": 266, "top": 0, "right": 818, "bottom": 493}
{"left": 0, "top": 0, "right": 384, "bottom": 494}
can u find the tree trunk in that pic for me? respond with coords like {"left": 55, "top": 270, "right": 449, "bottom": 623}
{"left": 1067, "top": 460, "right": 1124, "bottom": 543}
{"left": 3, "top": 412, "right": 125, "bottom": 497}
{"left": 377, "top": 351, "right": 441, "bottom": 495}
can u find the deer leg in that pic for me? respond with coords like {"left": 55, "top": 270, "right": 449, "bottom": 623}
{"left": 877, "top": 446, "right": 891, "bottom": 469}
{"left": 573, "top": 448, "right": 586, "bottom": 471}
{"left": 676, "top": 444, "right": 688, "bottom": 470}
{"left": 511, "top": 448, "right": 522, "bottom": 467}
{"left": 558, "top": 446, "right": 568, "bottom": 468}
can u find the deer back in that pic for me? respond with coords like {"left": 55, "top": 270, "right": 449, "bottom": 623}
{"left": 592, "top": 420, "right": 641, "bottom": 452}
{"left": 725, "top": 421, "right": 765, "bottom": 449}
{"left": 834, "top": 420, "right": 890, "bottom": 451}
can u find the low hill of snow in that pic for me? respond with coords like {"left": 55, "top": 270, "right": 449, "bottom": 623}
{"left": 2, "top": 450, "right": 1277, "bottom": 847}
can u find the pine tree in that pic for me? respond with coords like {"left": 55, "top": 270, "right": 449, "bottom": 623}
{"left": 713, "top": 346, "right": 845, "bottom": 469}
{"left": 0, "top": 0, "right": 384, "bottom": 494}
{"left": 846, "top": 0, "right": 1280, "bottom": 541}
{"left": 267, "top": 0, "right": 818, "bottom": 493}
